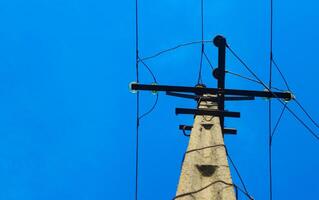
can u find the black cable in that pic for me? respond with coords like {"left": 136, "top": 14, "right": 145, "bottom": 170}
{"left": 173, "top": 180, "right": 253, "bottom": 200}
{"left": 137, "top": 58, "right": 159, "bottom": 120}
{"left": 197, "top": 48, "right": 204, "bottom": 84}
{"left": 228, "top": 45, "right": 319, "bottom": 140}
{"left": 181, "top": 126, "right": 191, "bottom": 137}
{"left": 294, "top": 98, "right": 319, "bottom": 130}
{"left": 173, "top": 180, "right": 234, "bottom": 199}
{"left": 271, "top": 103, "right": 287, "bottom": 139}
{"left": 179, "top": 144, "right": 254, "bottom": 199}
{"left": 227, "top": 46, "right": 269, "bottom": 89}
{"left": 272, "top": 58, "right": 291, "bottom": 91}
{"left": 203, "top": 50, "right": 214, "bottom": 70}
{"left": 138, "top": 57, "right": 158, "bottom": 83}
{"left": 134, "top": 0, "right": 139, "bottom": 199}
{"left": 197, "top": 0, "right": 205, "bottom": 84}
{"left": 268, "top": 1, "right": 273, "bottom": 198}
{"left": 226, "top": 150, "right": 249, "bottom": 196}
{"left": 138, "top": 40, "right": 212, "bottom": 62}
{"left": 226, "top": 70, "right": 285, "bottom": 92}
{"left": 226, "top": 70, "right": 262, "bottom": 84}
{"left": 268, "top": 100, "right": 273, "bottom": 200}
{"left": 138, "top": 93, "right": 159, "bottom": 120}
{"left": 270, "top": 55, "right": 319, "bottom": 138}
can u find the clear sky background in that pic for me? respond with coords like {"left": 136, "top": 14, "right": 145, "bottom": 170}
{"left": 0, "top": 0, "right": 318, "bottom": 200}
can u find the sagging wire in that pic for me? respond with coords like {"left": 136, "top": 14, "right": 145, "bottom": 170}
{"left": 138, "top": 59, "right": 159, "bottom": 120}
{"left": 173, "top": 180, "right": 253, "bottom": 200}
{"left": 138, "top": 40, "right": 212, "bottom": 62}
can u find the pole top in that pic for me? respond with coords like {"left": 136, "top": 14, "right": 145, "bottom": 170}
{"left": 213, "top": 35, "right": 227, "bottom": 48}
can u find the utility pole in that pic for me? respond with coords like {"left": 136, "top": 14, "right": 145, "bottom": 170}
{"left": 130, "top": 35, "right": 292, "bottom": 199}
{"left": 175, "top": 36, "right": 236, "bottom": 200}
{"left": 175, "top": 97, "right": 236, "bottom": 199}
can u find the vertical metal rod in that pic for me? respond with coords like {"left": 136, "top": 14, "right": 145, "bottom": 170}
{"left": 213, "top": 35, "right": 227, "bottom": 129}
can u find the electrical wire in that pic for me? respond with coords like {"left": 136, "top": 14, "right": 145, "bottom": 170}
{"left": 226, "top": 70, "right": 285, "bottom": 92}
{"left": 197, "top": 0, "right": 205, "bottom": 84}
{"left": 138, "top": 40, "right": 212, "bottom": 62}
{"left": 173, "top": 180, "right": 253, "bottom": 200}
{"left": 139, "top": 57, "right": 158, "bottom": 83}
{"left": 294, "top": 98, "right": 319, "bottom": 130}
{"left": 272, "top": 58, "right": 291, "bottom": 91}
{"left": 269, "top": 56, "right": 319, "bottom": 137}
{"left": 203, "top": 50, "right": 214, "bottom": 70}
{"left": 227, "top": 45, "right": 319, "bottom": 140}
{"left": 271, "top": 103, "right": 287, "bottom": 139}
{"left": 197, "top": 48, "right": 204, "bottom": 84}
{"left": 226, "top": 149, "right": 249, "bottom": 196}
{"left": 179, "top": 144, "right": 254, "bottom": 199}
{"left": 226, "top": 70, "right": 262, "bottom": 84}
{"left": 134, "top": 0, "right": 140, "bottom": 199}
{"left": 138, "top": 93, "right": 159, "bottom": 120}
{"left": 227, "top": 45, "right": 269, "bottom": 89}
{"left": 268, "top": 0, "right": 274, "bottom": 199}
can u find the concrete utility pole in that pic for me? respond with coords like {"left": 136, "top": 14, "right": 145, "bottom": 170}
{"left": 175, "top": 97, "right": 236, "bottom": 200}
{"left": 131, "top": 35, "right": 292, "bottom": 200}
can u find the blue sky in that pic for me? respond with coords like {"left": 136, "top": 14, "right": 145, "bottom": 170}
{"left": 0, "top": 0, "right": 318, "bottom": 199}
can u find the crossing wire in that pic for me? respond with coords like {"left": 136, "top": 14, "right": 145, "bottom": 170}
{"left": 227, "top": 45, "right": 319, "bottom": 141}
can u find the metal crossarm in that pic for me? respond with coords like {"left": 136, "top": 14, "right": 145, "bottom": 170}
{"left": 131, "top": 83, "right": 292, "bottom": 100}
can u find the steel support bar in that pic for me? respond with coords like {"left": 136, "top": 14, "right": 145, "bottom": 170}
{"left": 179, "top": 125, "right": 192, "bottom": 131}
{"left": 175, "top": 108, "right": 240, "bottom": 118}
{"left": 131, "top": 83, "right": 292, "bottom": 100}
{"left": 223, "top": 128, "right": 237, "bottom": 135}
{"left": 225, "top": 96, "right": 255, "bottom": 101}
{"left": 166, "top": 92, "right": 255, "bottom": 101}
{"left": 179, "top": 125, "right": 237, "bottom": 135}
{"left": 214, "top": 35, "right": 227, "bottom": 130}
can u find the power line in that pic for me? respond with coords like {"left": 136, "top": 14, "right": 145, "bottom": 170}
{"left": 294, "top": 98, "right": 319, "bottom": 130}
{"left": 227, "top": 45, "right": 269, "bottom": 89}
{"left": 137, "top": 57, "right": 160, "bottom": 120}
{"left": 203, "top": 50, "right": 214, "bottom": 70}
{"left": 272, "top": 58, "right": 291, "bottom": 91}
{"left": 138, "top": 40, "right": 212, "bottom": 62}
{"left": 271, "top": 103, "right": 288, "bottom": 139}
{"left": 227, "top": 45, "right": 319, "bottom": 141}
{"left": 226, "top": 149, "right": 250, "bottom": 196}
{"left": 226, "top": 70, "right": 285, "bottom": 92}
{"left": 226, "top": 70, "right": 262, "bottom": 84}
{"left": 197, "top": 0, "right": 205, "bottom": 84}
{"left": 268, "top": 0, "right": 274, "bottom": 198}
{"left": 139, "top": 57, "right": 158, "bottom": 83}
{"left": 134, "top": 0, "right": 140, "bottom": 198}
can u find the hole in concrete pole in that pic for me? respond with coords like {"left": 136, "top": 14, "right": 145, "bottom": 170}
{"left": 196, "top": 164, "right": 217, "bottom": 177}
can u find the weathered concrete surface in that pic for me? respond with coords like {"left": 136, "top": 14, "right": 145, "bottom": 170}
{"left": 175, "top": 99, "right": 236, "bottom": 200}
